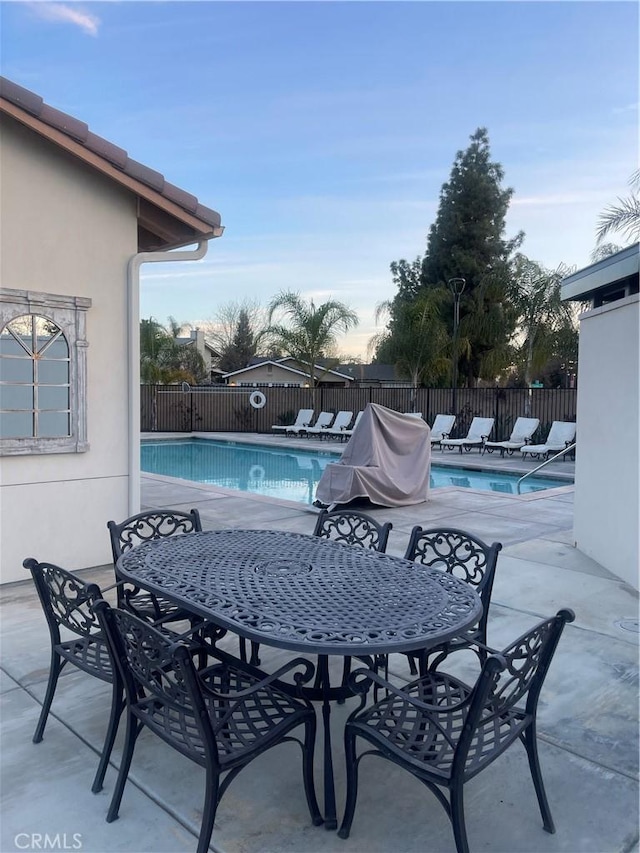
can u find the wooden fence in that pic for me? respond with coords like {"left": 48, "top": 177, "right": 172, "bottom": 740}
{"left": 141, "top": 385, "right": 577, "bottom": 444}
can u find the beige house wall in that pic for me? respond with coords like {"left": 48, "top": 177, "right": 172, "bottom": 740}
{"left": 573, "top": 293, "right": 639, "bottom": 589}
{"left": 1, "top": 118, "right": 136, "bottom": 583}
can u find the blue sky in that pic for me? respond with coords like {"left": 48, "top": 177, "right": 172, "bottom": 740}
{"left": 2, "top": 1, "right": 638, "bottom": 357}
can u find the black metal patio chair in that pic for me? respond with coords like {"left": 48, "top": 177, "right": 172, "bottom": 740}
{"left": 338, "top": 608, "right": 575, "bottom": 853}
{"left": 109, "top": 508, "right": 260, "bottom": 666}
{"left": 107, "top": 508, "right": 203, "bottom": 625}
{"left": 313, "top": 509, "right": 393, "bottom": 690}
{"left": 313, "top": 509, "right": 392, "bottom": 552}
{"left": 94, "top": 601, "right": 322, "bottom": 853}
{"left": 23, "top": 558, "right": 124, "bottom": 794}
{"left": 402, "top": 527, "right": 502, "bottom": 674}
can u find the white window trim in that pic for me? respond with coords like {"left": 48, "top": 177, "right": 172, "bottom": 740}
{"left": 0, "top": 288, "right": 91, "bottom": 456}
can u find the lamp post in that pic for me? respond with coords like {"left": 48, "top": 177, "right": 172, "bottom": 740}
{"left": 447, "top": 277, "right": 466, "bottom": 417}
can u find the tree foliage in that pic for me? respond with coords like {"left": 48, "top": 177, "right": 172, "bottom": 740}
{"left": 266, "top": 291, "right": 358, "bottom": 394}
{"left": 596, "top": 170, "right": 640, "bottom": 245}
{"left": 139, "top": 317, "right": 207, "bottom": 385}
{"left": 506, "top": 255, "right": 579, "bottom": 391}
{"left": 370, "top": 287, "right": 451, "bottom": 393}
{"left": 202, "top": 299, "right": 268, "bottom": 373}
{"left": 381, "top": 128, "right": 523, "bottom": 385}
{"left": 217, "top": 308, "right": 258, "bottom": 374}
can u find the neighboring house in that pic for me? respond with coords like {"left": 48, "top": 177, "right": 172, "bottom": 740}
{"left": 222, "top": 357, "right": 355, "bottom": 387}
{"left": 561, "top": 243, "right": 639, "bottom": 590}
{"left": 0, "top": 77, "right": 223, "bottom": 584}
{"left": 175, "top": 328, "right": 223, "bottom": 382}
{"left": 335, "top": 363, "right": 405, "bottom": 387}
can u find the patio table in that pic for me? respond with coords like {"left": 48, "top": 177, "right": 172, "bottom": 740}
{"left": 116, "top": 528, "right": 482, "bottom": 829}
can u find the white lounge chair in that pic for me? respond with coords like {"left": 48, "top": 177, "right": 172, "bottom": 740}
{"left": 429, "top": 414, "right": 456, "bottom": 447}
{"left": 341, "top": 411, "right": 364, "bottom": 440}
{"left": 291, "top": 410, "right": 334, "bottom": 437}
{"left": 272, "top": 408, "right": 314, "bottom": 434}
{"left": 520, "top": 421, "right": 576, "bottom": 459}
{"left": 313, "top": 410, "right": 354, "bottom": 440}
{"left": 484, "top": 417, "right": 540, "bottom": 457}
{"left": 442, "top": 417, "right": 494, "bottom": 453}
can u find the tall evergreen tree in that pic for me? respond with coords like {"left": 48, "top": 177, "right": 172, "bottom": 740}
{"left": 384, "top": 128, "right": 522, "bottom": 385}
{"left": 217, "top": 308, "right": 257, "bottom": 373}
{"left": 423, "top": 128, "right": 522, "bottom": 383}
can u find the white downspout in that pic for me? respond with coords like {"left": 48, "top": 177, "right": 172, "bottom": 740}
{"left": 127, "top": 241, "right": 209, "bottom": 515}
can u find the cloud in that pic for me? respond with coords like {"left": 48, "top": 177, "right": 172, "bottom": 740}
{"left": 511, "top": 190, "right": 610, "bottom": 208}
{"left": 27, "top": 3, "right": 100, "bottom": 36}
{"left": 611, "top": 102, "right": 639, "bottom": 115}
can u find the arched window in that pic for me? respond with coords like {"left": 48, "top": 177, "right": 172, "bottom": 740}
{"left": 0, "top": 289, "right": 90, "bottom": 455}
{"left": 1, "top": 315, "right": 70, "bottom": 439}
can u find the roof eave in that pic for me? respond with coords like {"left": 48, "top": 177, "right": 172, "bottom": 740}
{"left": 1, "top": 97, "right": 223, "bottom": 252}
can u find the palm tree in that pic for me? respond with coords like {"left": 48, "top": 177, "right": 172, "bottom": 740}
{"left": 370, "top": 289, "right": 450, "bottom": 409}
{"left": 596, "top": 170, "right": 640, "bottom": 244}
{"left": 140, "top": 317, "right": 207, "bottom": 385}
{"left": 266, "top": 292, "right": 358, "bottom": 403}
{"left": 507, "top": 256, "right": 578, "bottom": 407}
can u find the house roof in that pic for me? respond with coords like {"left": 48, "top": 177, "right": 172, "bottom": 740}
{"left": 222, "top": 361, "right": 310, "bottom": 380}
{"left": 222, "top": 357, "right": 354, "bottom": 382}
{"left": 276, "top": 357, "right": 354, "bottom": 381}
{"left": 561, "top": 243, "right": 639, "bottom": 302}
{"left": 0, "top": 76, "right": 223, "bottom": 251}
{"left": 176, "top": 336, "right": 220, "bottom": 356}
{"left": 336, "top": 363, "right": 398, "bottom": 381}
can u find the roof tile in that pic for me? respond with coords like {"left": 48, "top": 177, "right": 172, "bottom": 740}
{"left": 195, "top": 202, "right": 222, "bottom": 228}
{"left": 39, "top": 105, "right": 88, "bottom": 143}
{"left": 84, "top": 131, "right": 128, "bottom": 169}
{"left": 0, "top": 77, "right": 43, "bottom": 116}
{"left": 163, "top": 181, "right": 198, "bottom": 213}
{"left": 124, "top": 157, "right": 165, "bottom": 191}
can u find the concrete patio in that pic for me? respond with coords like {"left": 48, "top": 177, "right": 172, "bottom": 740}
{"left": 1, "top": 435, "right": 638, "bottom": 853}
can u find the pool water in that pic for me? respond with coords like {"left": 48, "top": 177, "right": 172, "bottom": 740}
{"left": 141, "top": 438, "right": 565, "bottom": 505}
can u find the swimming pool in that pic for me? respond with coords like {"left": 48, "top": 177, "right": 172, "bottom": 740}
{"left": 141, "top": 438, "right": 566, "bottom": 505}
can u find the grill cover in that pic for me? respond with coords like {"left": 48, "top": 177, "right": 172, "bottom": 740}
{"left": 315, "top": 403, "right": 431, "bottom": 508}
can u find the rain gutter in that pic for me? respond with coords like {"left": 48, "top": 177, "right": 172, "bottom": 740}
{"left": 127, "top": 241, "right": 209, "bottom": 515}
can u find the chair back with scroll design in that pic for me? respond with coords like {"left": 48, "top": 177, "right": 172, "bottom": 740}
{"left": 339, "top": 609, "right": 575, "bottom": 853}
{"left": 403, "top": 527, "right": 502, "bottom": 645}
{"left": 23, "top": 558, "right": 123, "bottom": 794}
{"left": 313, "top": 509, "right": 392, "bottom": 553}
{"left": 94, "top": 601, "right": 321, "bottom": 853}
{"left": 107, "top": 508, "right": 202, "bottom": 620}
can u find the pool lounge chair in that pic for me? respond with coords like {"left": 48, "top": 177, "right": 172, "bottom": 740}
{"left": 313, "top": 410, "right": 354, "bottom": 440}
{"left": 291, "top": 410, "right": 334, "bottom": 437}
{"left": 429, "top": 414, "right": 456, "bottom": 447}
{"left": 341, "top": 411, "right": 364, "bottom": 439}
{"left": 442, "top": 417, "right": 494, "bottom": 453}
{"left": 272, "top": 408, "right": 314, "bottom": 434}
{"left": 483, "top": 416, "right": 540, "bottom": 456}
{"left": 520, "top": 420, "right": 576, "bottom": 460}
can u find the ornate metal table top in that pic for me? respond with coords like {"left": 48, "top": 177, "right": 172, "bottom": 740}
{"left": 117, "top": 529, "right": 482, "bottom": 655}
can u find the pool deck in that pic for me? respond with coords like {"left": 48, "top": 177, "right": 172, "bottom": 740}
{"left": 1, "top": 432, "right": 638, "bottom": 853}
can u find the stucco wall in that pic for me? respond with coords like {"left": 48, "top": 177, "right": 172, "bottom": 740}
{"left": 1, "top": 118, "right": 136, "bottom": 582}
{"left": 573, "top": 293, "right": 639, "bottom": 589}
